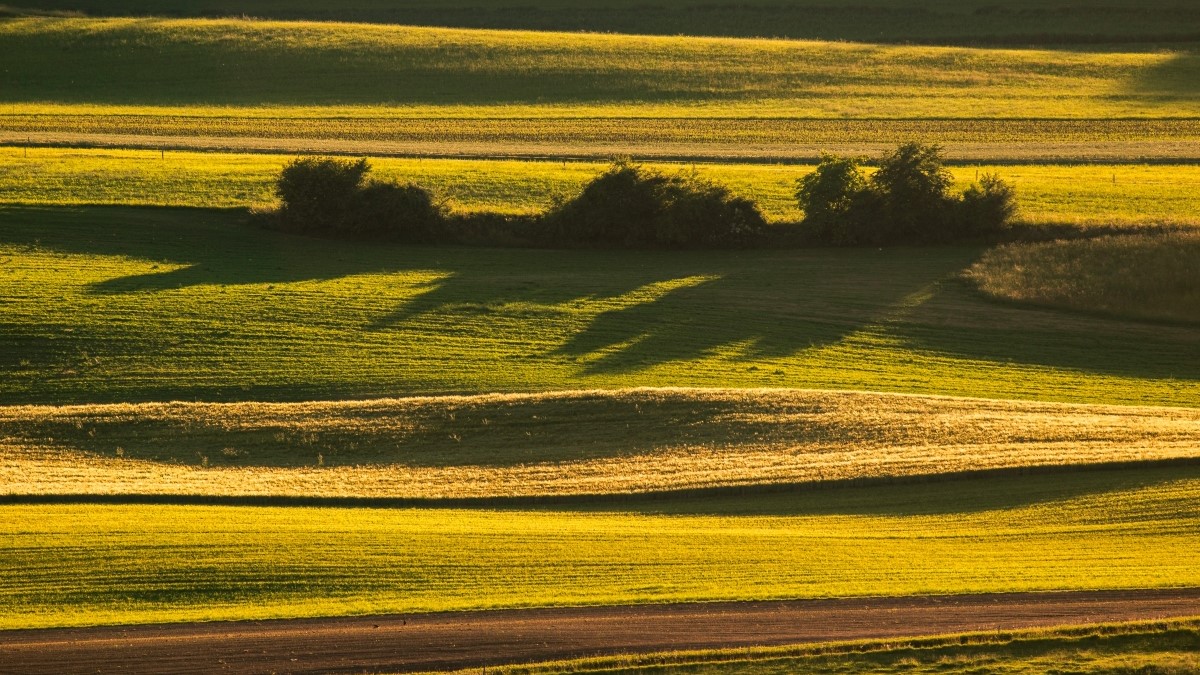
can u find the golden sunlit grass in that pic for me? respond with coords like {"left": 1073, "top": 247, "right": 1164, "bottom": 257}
{"left": 3, "top": 465, "right": 1199, "bottom": 629}
{"left": 967, "top": 231, "right": 1200, "bottom": 325}
{"left": 6, "top": 148, "right": 1200, "bottom": 227}
{"left": 2, "top": 18, "right": 1194, "bottom": 116}
{"left": 465, "top": 621, "right": 1200, "bottom": 675}
{"left": 4, "top": 388, "right": 1200, "bottom": 499}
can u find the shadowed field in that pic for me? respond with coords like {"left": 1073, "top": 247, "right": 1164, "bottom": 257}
{"left": 1, "top": 206, "right": 1197, "bottom": 406}
{"left": 9, "top": 0, "right": 1200, "bottom": 44}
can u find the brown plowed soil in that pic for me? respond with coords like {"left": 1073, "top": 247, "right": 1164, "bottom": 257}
{"left": 3, "top": 589, "right": 1200, "bottom": 675}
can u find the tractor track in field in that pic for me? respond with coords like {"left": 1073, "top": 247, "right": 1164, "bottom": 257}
{"left": 2, "top": 588, "right": 1200, "bottom": 674}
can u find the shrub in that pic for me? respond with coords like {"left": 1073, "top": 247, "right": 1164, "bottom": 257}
{"left": 271, "top": 157, "right": 445, "bottom": 241}
{"left": 274, "top": 157, "right": 370, "bottom": 235}
{"left": 869, "top": 142, "right": 957, "bottom": 243}
{"left": 960, "top": 172, "right": 1018, "bottom": 236}
{"left": 546, "top": 161, "right": 766, "bottom": 248}
{"left": 796, "top": 143, "right": 1017, "bottom": 245}
{"left": 353, "top": 181, "right": 445, "bottom": 242}
{"left": 795, "top": 153, "right": 867, "bottom": 229}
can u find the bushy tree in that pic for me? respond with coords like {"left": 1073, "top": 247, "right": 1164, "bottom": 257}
{"left": 795, "top": 153, "right": 867, "bottom": 228}
{"left": 795, "top": 143, "right": 1017, "bottom": 245}
{"left": 960, "top": 172, "right": 1018, "bottom": 236}
{"left": 547, "top": 161, "right": 766, "bottom": 248}
{"left": 274, "top": 157, "right": 369, "bottom": 235}
{"left": 869, "top": 142, "right": 957, "bottom": 242}
{"left": 270, "top": 156, "right": 445, "bottom": 241}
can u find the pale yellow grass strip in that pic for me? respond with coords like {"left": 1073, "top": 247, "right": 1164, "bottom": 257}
{"left": 3, "top": 388, "right": 1199, "bottom": 499}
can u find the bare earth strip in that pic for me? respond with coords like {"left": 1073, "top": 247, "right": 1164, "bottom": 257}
{"left": 3, "top": 389, "right": 1200, "bottom": 499}
{"left": 1, "top": 590, "right": 1198, "bottom": 675}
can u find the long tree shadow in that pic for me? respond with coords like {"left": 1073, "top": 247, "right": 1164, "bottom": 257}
{"left": 891, "top": 278, "right": 1200, "bottom": 383}
{"left": 5, "top": 205, "right": 1194, "bottom": 394}
{"left": 366, "top": 247, "right": 977, "bottom": 373}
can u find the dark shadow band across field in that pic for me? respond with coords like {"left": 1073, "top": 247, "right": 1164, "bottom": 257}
{"left": 0, "top": 205, "right": 1198, "bottom": 404}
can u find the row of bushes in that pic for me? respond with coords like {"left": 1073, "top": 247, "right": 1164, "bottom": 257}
{"left": 262, "top": 143, "right": 1017, "bottom": 248}
{"left": 796, "top": 142, "right": 1016, "bottom": 245}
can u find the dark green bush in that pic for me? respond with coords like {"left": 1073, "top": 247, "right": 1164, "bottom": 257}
{"left": 960, "top": 172, "right": 1019, "bottom": 236}
{"left": 352, "top": 181, "right": 445, "bottom": 241}
{"left": 275, "top": 157, "right": 370, "bottom": 235}
{"left": 795, "top": 143, "right": 1017, "bottom": 245}
{"left": 271, "top": 156, "right": 445, "bottom": 241}
{"left": 546, "top": 161, "right": 766, "bottom": 248}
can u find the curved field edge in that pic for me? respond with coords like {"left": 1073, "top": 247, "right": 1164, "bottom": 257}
{"left": 3, "top": 206, "right": 1198, "bottom": 407}
{"left": 2, "top": 465, "right": 1199, "bottom": 629}
{"left": 446, "top": 619, "right": 1200, "bottom": 675}
{"left": 4, "top": 388, "right": 1200, "bottom": 499}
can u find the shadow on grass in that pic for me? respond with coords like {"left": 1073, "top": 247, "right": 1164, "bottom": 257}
{"left": 2, "top": 205, "right": 1197, "bottom": 399}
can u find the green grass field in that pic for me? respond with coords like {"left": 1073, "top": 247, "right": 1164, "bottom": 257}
{"left": 6, "top": 148, "right": 1200, "bottom": 227}
{"left": 3, "top": 466, "right": 1198, "bottom": 629}
{"left": 10, "top": 18, "right": 1190, "bottom": 112}
{"left": 3, "top": 4, "right": 1199, "bottom": 657}
{"left": 10, "top": 0, "right": 1200, "bottom": 45}
{"left": 2, "top": 206, "right": 1197, "bottom": 406}
{"left": 2, "top": 17, "right": 1199, "bottom": 167}
{"left": 479, "top": 622, "right": 1200, "bottom": 674}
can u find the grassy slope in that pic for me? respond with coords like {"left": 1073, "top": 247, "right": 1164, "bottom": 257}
{"left": 7, "top": 148, "right": 1200, "bottom": 227}
{"left": 5, "top": 388, "right": 1200, "bottom": 499}
{"left": 478, "top": 623, "right": 1200, "bottom": 675}
{"left": 968, "top": 232, "right": 1200, "bottom": 324}
{"left": 1, "top": 206, "right": 1197, "bottom": 406}
{"left": 10, "top": 0, "right": 1200, "bottom": 44}
{"left": 3, "top": 466, "right": 1198, "bottom": 629}
{"left": 10, "top": 18, "right": 1186, "bottom": 111}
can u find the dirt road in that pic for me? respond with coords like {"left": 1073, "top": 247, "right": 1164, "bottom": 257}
{"left": 3, "top": 588, "right": 1199, "bottom": 675}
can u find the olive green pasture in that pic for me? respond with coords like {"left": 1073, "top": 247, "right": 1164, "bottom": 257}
{"left": 2, "top": 466, "right": 1199, "bottom": 630}
{"left": 9, "top": 0, "right": 1200, "bottom": 45}
{"left": 969, "top": 231, "right": 1200, "bottom": 325}
{"left": 0, "top": 205, "right": 1196, "bottom": 406}
{"left": 0, "top": 18, "right": 1197, "bottom": 116}
{"left": 6, "top": 148, "right": 1200, "bottom": 227}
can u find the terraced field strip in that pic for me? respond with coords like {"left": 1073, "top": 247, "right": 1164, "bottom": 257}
{"left": 6, "top": 148, "right": 1200, "bottom": 226}
{"left": 4, "top": 389, "right": 1200, "bottom": 499}
{"left": 7, "top": 118, "right": 1200, "bottom": 163}
{"left": 2, "top": 465, "right": 1199, "bottom": 629}
{"left": 3, "top": 206, "right": 1197, "bottom": 406}
{"left": 2, "top": 19, "right": 1197, "bottom": 118}
{"left": 3, "top": 591, "right": 1200, "bottom": 675}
